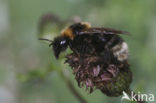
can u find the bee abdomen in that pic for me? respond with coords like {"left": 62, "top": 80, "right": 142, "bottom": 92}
{"left": 112, "top": 42, "right": 129, "bottom": 62}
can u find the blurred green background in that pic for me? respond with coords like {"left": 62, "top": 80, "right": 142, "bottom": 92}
{"left": 0, "top": 0, "right": 156, "bottom": 103}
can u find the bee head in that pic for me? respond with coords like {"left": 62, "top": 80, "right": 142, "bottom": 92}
{"left": 52, "top": 36, "right": 69, "bottom": 59}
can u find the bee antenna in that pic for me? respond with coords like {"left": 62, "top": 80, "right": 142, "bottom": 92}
{"left": 49, "top": 43, "right": 53, "bottom": 47}
{"left": 38, "top": 38, "right": 54, "bottom": 47}
{"left": 38, "top": 38, "right": 53, "bottom": 42}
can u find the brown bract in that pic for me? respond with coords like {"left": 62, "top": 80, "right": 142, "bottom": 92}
{"left": 65, "top": 51, "right": 132, "bottom": 96}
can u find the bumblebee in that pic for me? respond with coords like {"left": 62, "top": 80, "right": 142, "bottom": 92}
{"left": 39, "top": 22, "right": 129, "bottom": 62}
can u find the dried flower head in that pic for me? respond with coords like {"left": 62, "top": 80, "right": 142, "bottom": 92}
{"left": 65, "top": 49, "right": 132, "bottom": 96}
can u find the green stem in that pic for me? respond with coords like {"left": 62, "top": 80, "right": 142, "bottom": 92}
{"left": 59, "top": 70, "right": 88, "bottom": 103}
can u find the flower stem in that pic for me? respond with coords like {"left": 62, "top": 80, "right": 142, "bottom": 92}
{"left": 66, "top": 79, "right": 88, "bottom": 103}
{"left": 59, "top": 70, "right": 88, "bottom": 103}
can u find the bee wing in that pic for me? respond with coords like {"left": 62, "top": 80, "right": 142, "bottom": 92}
{"left": 78, "top": 28, "right": 129, "bottom": 35}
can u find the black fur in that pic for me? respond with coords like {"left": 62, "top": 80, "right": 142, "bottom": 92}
{"left": 51, "top": 23, "right": 124, "bottom": 59}
{"left": 69, "top": 23, "right": 87, "bottom": 35}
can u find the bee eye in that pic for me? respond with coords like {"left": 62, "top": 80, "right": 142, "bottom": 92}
{"left": 60, "top": 40, "right": 66, "bottom": 45}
